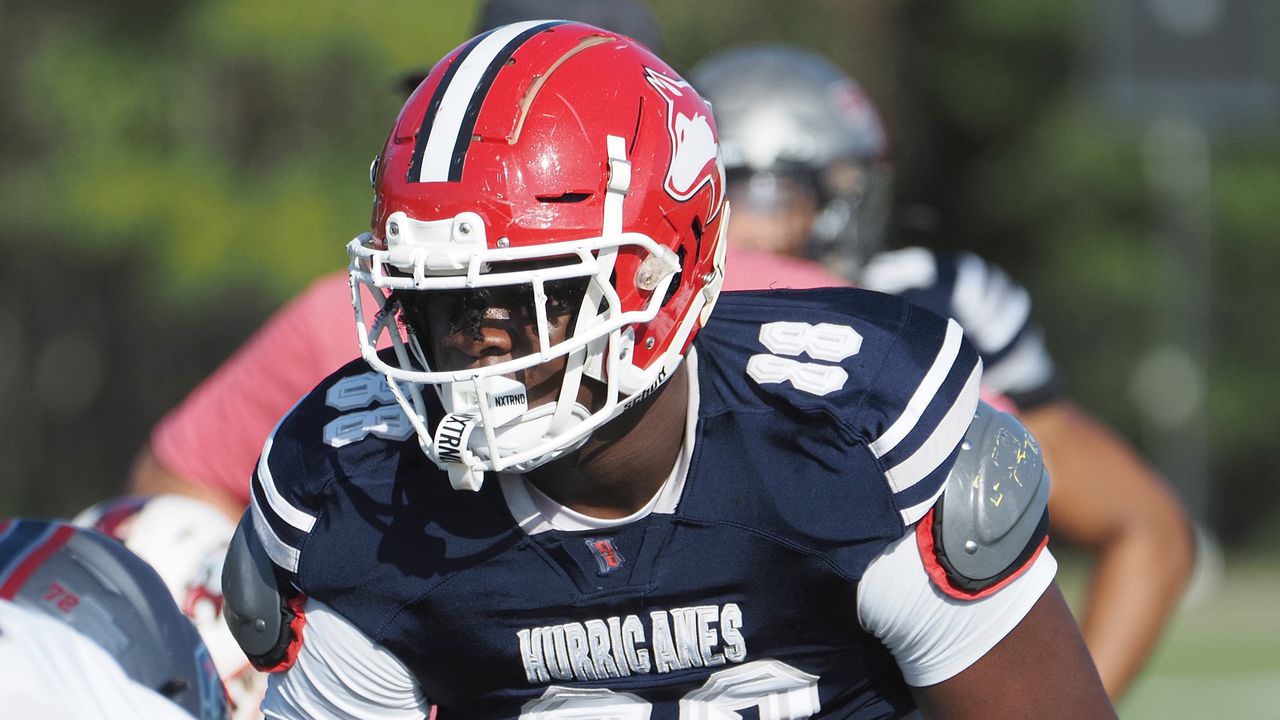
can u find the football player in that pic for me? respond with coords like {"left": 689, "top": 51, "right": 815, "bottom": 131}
{"left": 222, "top": 22, "right": 1115, "bottom": 718}
{"left": 0, "top": 518, "right": 230, "bottom": 719}
{"left": 691, "top": 43, "right": 1195, "bottom": 700}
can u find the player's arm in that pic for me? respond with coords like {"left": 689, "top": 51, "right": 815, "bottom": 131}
{"left": 912, "top": 582, "right": 1114, "bottom": 719}
{"left": 1020, "top": 399, "right": 1195, "bottom": 699}
{"left": 872, "top": 249, "right": 1194, "bottom": 698}
{"left": 958, "top": 248, "right": 1193, "bottom": 698}
{"left": 128, "top": 271, "right": 359, "bottom": 521}
{"left": 223, "top": 510, "right": 431, "bottom": 719}
{"left": 129, "top": 444, "right": 247, "bottom": 521}
{"left": 861, "top": 403, "right": 1115, "bottom": 718}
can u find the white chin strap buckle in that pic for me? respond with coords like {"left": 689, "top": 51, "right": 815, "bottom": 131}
{"left": 430, "top": 413, "right": 485, "bottom": 491}
{"left": 430, "top": 376, "right": 531, "bottom": 492}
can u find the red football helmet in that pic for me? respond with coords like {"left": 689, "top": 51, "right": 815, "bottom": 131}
{"left": 349, "top": 21, "right": 728, "bottom": 490}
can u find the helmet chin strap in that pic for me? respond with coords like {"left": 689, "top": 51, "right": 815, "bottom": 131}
{"left": 430, "top": 375, "right": 595, "bottom": 490}
{"left": 487, "top": 402, "right": 594, "bottom": 471}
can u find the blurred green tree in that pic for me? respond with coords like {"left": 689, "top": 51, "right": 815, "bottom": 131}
{"left": 0, "top": 0, "right": 478, "bottom": 516}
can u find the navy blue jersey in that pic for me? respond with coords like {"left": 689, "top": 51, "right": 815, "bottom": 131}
{"left": 251, "top": 288, "right": 981, "bottom": 719}
{"left": 860, "top": 247, "right": 1059, "bottom": 409}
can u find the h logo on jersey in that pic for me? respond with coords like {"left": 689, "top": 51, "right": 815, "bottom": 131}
{"left": 644, "top": 67, "right": 724, "bottom": 222}
{"left": 585, "top": 538, "right": 625, "bottom": 575}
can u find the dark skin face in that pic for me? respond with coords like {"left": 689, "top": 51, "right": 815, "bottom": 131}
{"left": 402, "top": 276, "right": 689, "bottom": 518}
{"left": 415, "top": 283, "right": 585, "bottom": 411}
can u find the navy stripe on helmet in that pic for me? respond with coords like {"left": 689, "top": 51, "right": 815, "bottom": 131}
{"left": 447, "top": 21, "right": 565, "bottom": 181}
{"left": 408, "top": 20, "right": 566, "bottom": 184}
{"left": 406, "top": 34, "right": 482, "bottom": 184}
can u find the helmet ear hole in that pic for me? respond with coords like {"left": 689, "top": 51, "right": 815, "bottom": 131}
{"left": 662, "top": 246, "right": 686, "bottom": 307}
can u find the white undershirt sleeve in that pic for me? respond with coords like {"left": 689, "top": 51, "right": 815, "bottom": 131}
{"left": 261, "top": 599, "right": 431, "bottom": 719}
{"left": 856, "top": 530, "right": 1058, "bottom": 687}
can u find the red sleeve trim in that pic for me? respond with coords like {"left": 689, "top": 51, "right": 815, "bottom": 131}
{"left": 251, "top": 592, "right": 309, "bottom": 673}
{"left": 914, "top": 508, "right": 1049, "bottom": 601}
{"left": 0, "top": 523, "right": 76, "bottom": 599}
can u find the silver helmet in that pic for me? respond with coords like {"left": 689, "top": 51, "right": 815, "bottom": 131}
{"left": 691, "top": 44, "right": 892, "bottom": 277}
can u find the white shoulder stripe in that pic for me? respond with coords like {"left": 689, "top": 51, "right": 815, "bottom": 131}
{"left": 869, "top": 319, "right": 965, "bottom": 459}
{"left": 250, "top": 493, "right": 301, "bottom": 573}
{"left": 952, "top": 253, "right": 1030, "bottom": 353}
{"left": 884, "top": 362, "right": 982, "bottom": 495}
{"left": 417, "top": 20, "right": 549, "bottom": 182}
{"left": 979, "top": 329, "right": 1055, "bottom": 396}
{"left": 256, "top": 431, "right": 318, "bottom": 535}
{"left": 858, "top": 247, "right": 937, "bottom": 294}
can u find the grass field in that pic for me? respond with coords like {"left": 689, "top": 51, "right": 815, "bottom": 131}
{"left": 1059, "top": 553, "right": 1280, "bottom": 719}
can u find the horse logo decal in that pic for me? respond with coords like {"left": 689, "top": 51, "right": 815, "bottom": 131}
{"left": 644, "top": 67, "right": 725, "bottom": 221}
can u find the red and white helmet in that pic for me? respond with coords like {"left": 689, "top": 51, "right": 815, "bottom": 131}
{"left": 350, "top": 21, "right": 728, "bottom": 490}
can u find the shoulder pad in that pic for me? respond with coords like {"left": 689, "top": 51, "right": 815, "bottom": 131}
{"left": 918, "top": 401, "right": 1050, "bottom": 599}
{"left": 221, "top": 510, "right": 306, "bottom": 671}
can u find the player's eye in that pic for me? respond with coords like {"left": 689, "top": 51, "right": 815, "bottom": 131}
{"left": 394, "top": 276, "right": 588, "bottom": 341}
{"left": 396, "top": 287, "right": 493, "bottom": 338}
{"left": 544, "top": 277, "right": 589, "bottom": 317}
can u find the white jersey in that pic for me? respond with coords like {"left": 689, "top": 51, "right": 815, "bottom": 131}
{"left": 0, "top": 598, "right": 196, "bottom": 719}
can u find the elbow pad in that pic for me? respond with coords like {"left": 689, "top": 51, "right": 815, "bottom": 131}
{"left": 918, "top": 401, "right": 1051, "bottom": 599}
{"left": 221, "top": 510, "right": 307, "bottom": 671}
